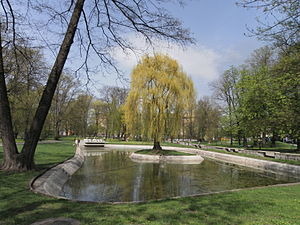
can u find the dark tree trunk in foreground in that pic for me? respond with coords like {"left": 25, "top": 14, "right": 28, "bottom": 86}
{"left": 1, "top": 0, "right": 85, "bottom": 171}
{"left": 0, "top": 23, "right": 20, "bottom": 170}
{"left": 297, "top": 139, "right": 300, "bottom": 151}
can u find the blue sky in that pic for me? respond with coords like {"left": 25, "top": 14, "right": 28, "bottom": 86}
{"left": 89, "top": 0, "right": 268, "bottom": 98}
{"left": 15, "top": 0, "right": 268, "bottom": 98}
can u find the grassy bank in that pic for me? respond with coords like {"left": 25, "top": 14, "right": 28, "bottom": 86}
{"left": 1, "top": 141, "right": 300, "bottom": 224}
{"left": 204, "top": 141, "right": 297, "bottom": 152}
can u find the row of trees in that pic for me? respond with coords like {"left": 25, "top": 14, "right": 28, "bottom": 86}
{"left": 5, "top": 52, "right": 222, "bottom": 147}
{"left": 212, "top": 44, "right": 300, "bottom": 149}
{"left": 5, "top": 52, "right": 130, "bottom": 141}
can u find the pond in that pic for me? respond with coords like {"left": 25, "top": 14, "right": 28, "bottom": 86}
{"left": 61, "top": 149, "right": 298, "bottom": 202}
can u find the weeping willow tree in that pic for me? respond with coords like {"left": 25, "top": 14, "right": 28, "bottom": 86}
{"left": 124, "top": 54, "right": 196, "bottom": 150}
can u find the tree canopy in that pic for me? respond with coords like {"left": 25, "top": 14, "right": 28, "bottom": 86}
{"left": 124, "top": 54, "right": 195, "bottom": 149}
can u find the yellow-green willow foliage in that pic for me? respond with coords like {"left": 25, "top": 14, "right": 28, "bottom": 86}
{"left": 124, "top": 54, "right": 196, "bottom": 148}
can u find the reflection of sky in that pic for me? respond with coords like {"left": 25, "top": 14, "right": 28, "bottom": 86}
{"left": 62, "top": 150, "right": 298, "bottom": 202}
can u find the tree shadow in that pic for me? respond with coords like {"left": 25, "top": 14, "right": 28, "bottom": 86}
{"left": 1, "top": 192, "right": 275, "bottom": 225}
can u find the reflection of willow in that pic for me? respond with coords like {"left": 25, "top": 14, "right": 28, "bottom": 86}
{"left": 132, "top": 163, "right": 144, "bottom": 201}
{"left": 141, "top": 163, "right": 194, "bottom": 199}
{"left": 151, "top": 164, "right": 163, "bottom": 199}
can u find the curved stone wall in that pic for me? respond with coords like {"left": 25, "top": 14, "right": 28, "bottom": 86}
{"left": 31, "top": 143, "right": 84, "bottom": 197}
{"left": 160, "top": 146, "right": 300, "bottom": 178}
{"left": 31, "top": 143, "right": 300, "bottom": 200}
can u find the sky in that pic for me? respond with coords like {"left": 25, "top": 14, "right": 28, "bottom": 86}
{"left": 87, "top": 0, "right": 267, "bottom": 99}
{"left": 14, "top": 0, "right": 268, "bottom": 99}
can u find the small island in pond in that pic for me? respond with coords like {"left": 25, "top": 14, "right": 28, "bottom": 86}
{"left": 135, "top": 149, "right": 196, "bottom": 156}
{"left": 130, "top": 149, "right": 203, "bottom": 164}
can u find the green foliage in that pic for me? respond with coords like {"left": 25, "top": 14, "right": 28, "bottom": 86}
{"left": 195, "top": 97, "right": 221, "bottom": 141}
{"left": 211, "top": 66, "right": 243, "bottom": 144}
{"left": 5, "top": 46, "right": 47, "bottom": 139}
{"left": 272, "top": 44, "right": 300, "bottom": 142}
{"left": 215, "top": 44, "right": 299, "bottom": 149}
{"left": 65, "top": 94, "right": 92, "bottom": 137}
{"left": 238, "top": 66, "right": 275, "bottom": 137}
{"left": 124, "top": 54, "right": 196, "bottom": 143}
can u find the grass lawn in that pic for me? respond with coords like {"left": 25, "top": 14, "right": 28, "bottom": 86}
{"left": 135, "top": 149, "right": 196, "bottom": 156}
{"left": 1, "top": 141, "right": 300, "bottom": 225}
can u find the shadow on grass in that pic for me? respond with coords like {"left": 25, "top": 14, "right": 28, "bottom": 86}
{"left": 1, "top": 188, "right": 272, "bottom": 225}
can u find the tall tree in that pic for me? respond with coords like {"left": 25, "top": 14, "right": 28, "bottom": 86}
{"left": 272, "top": 43, "right": 300, "bottom": 150}
{"left": 89, "top": 99, "right": 107, "bottom": 137}
{"left": 237, "top": 66, "right": 277, "bottom": 146}
{"left": 99, "top": 86, "right": 128, "bottom": 139}
{"left": 195, "top": 97, "right": 221, "bottom": 142}
{"left": 238, "top": 46, "right": 279, "bottom": 146}
{"left": 211, "top": 66, "right": 242, "bottom": 145}
{"left": 65, "top": 93, "right": 92, "bottom": 137}
{"left": 124, "top": 54, "right": 195, "bottom": 150}
{"left": 49, "top": 73, "right": 78, "bottom": 140}
{"left": 0, "top": 0, "right": 193, "bottom": 171}
{"left": 3, "top": 46, "right": 47, "bottom": 139}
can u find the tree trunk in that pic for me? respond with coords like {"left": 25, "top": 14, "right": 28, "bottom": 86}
{"left": 297, "top": 139, "right": 300, "bottom": 151}
{"left": 1, "top": 0, "right": 85, "bottom": 171}
{"left": 271, "top": 132, "right": 277, "bottom": 147}
{"left": 153, "top": 140, "right": 162, "bottom": 150}
{"left": 262, "top": 132, "right": 266, "bottom": 146}
{"left": 54, "top": 121, "right": 61, "bottom": 140}
{"left": 243, "top": 136, "right": 247, "bottom": 147}
{"left": 238, "top": 136, "right": 241, "bottom": 146}
{"left": 0, "top": 22, "right": 20, "bottom": 170}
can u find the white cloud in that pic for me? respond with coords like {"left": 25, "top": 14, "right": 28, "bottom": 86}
{"left": 110, "top": 35, "right": 261, "bottom": 98}
{"left": 112, "top": 35, "right": 221, "bottom": 82}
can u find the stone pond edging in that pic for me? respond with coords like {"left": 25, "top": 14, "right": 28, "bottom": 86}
{"left": 30, "top": 143, "right": 84, "bottom": 197}
{"left": 166, "top": 147, "right": 300, "bottom": 178}
{"left": 30, "top": 143, "right": 300, "bottom": 200}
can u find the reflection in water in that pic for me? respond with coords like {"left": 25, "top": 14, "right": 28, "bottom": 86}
{"left": 62, "top": 150, "right": 299, "bottom": 202}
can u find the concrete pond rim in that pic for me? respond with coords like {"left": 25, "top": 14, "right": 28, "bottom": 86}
{"left": 30, "top": 143, "right": 300, "bottom": 203}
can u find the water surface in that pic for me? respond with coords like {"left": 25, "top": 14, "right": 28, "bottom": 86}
{"left": 62, "top": 149, "right": 298, "bottom": 202}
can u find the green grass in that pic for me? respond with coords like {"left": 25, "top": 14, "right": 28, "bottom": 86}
{"left": 1, "top": 141, "right": 300, "bottom": 224}
{"left": 135, "top": 149, "right": 196, "bottom": 156}
{"left": 0, "top": 138, "right": 24, "bottom": 144}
